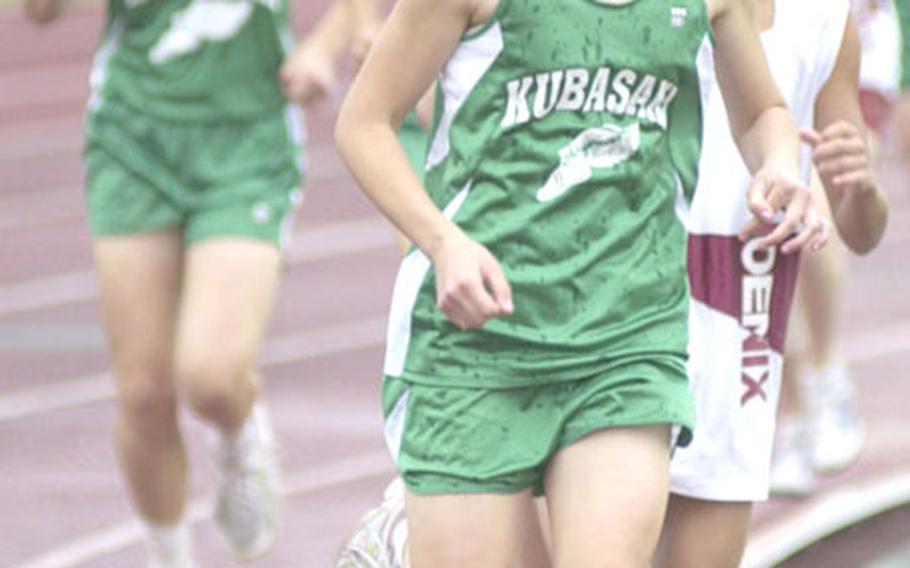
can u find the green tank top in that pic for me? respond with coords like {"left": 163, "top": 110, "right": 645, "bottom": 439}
{"left": 384, "top": 0, "right": 712, "bottom": 388}
{"left": 89, "top": 0, "right": 293, "bottom": 122}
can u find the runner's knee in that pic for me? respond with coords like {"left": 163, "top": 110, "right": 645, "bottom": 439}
{"left": 116, "top": 371, "right": 178, "bottom": 428}
{"left": 175, "top": 350, "right": 253, "bottom": 422}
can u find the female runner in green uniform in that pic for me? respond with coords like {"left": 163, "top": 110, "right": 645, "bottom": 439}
{"left": 335, "top": 0, "right": 828, "bottom": 565}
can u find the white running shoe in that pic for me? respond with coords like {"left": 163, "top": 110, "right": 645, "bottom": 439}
{"left": 769, "top": 421, "right": 815, "bottom": 497}
{"left": 336, "top": 478, "right": 409, "bottom": 568}
{"left": 143, "top": 521, "right": 197, "bottom": 568}
{"left": 211, "top": 401, "right": 282, "bottom": 562}
{"left": 802, "top": 364, "right": 865, "bottom": 474}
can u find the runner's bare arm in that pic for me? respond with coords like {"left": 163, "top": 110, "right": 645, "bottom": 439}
{"left": 808, "top": 15, "right": 889, "bottom": 255}
{"left": 335, "top": 0, "right": 511, "bottom": 331}
{"left": 337, "top": 0, "right": 475, "bottom": 255}
{"left": 709, "top": 0, "right": 828, "bottom": 253}
{"left": 281, "top": 0, "right": 366, "bottom": 105}
{"left": 23, "top": 0, "right": 67, "bottom": 24}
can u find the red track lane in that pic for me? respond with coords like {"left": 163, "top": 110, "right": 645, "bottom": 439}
{"left": 1, "top": 2, "right": 909, "bottom": 567}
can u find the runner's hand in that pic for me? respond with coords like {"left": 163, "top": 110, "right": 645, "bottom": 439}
{"left": 350, "top": 25, "right": 380, "bottom": 65}
{"left": 802, "top": 123, "right": 877, "bottom": 199}
{"left": 280, "top": 44, "right": 337, "bottom": 106}
{"left": 740, "top": 167, "right": 829, "bottom": 254}
{"left": 431, "top": 234, "right": 513, "bottom": 330}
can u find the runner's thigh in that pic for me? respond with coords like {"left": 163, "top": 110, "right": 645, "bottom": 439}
{"left": 93, "top": 229, "right": 183, "bottom": 394}
{"left": 545, "top": 425, "right": 671, "bottom": 568}
{"left": 175, "top": 238, "right": 281, "bottom": 373}
{"left": 406, "top": 488, "right": 534, "bottom": 568}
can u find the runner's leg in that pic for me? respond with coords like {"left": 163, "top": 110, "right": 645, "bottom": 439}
{"left": 94, "top": 228, "right": 185, "bottom": 524}
{"left": 546, "top": 426, "right": 670, "bottom": 568}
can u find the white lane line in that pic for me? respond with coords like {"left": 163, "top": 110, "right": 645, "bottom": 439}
{"left": 10, "top": 450, "right": 395, "bottom": 568}
{"left": 742, "top": 468, "right": 910, "bottom": 568}
{"left": 0, "top": 316, "right": 387, "bottom": 422}
{"left": 0, "top": 215, "right": 396, "bottom": 316}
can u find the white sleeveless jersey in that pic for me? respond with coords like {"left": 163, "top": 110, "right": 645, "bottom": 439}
{"left": 670, "top": 0, "right": 849, "bottom": 501}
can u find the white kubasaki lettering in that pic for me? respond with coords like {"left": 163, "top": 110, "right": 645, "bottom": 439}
{"left": 502, "top": 66, "right": 679, "bottom": 130}
{"left": 533, "top": 71, "right": 564, "bottom": 119}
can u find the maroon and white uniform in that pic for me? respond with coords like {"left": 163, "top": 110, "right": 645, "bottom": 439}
{"left": 670, "top": 0, "right": 850, "bottom": 501}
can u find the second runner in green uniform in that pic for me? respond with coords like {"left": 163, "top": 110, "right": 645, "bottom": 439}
{"left": 86, "top": 0, "right": 303, "bottom": 247}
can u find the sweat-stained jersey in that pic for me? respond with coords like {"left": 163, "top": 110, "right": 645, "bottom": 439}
{"left": 383, "top": 0, "right": 714, "bottom": 389}
{"left": 88, "top": 0, "right": 294, "bottom": 122}
{"left": 670, "top": 0, "right": 849, "bottom": 501}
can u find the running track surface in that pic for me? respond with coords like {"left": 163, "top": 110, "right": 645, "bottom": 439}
{"left": 1, "top": 3, "right": 908, "bottom": 567}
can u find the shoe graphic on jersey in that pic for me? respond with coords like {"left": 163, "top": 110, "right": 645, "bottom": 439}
{"left": 150, "top": 0, "right": 255, "bottom": 65}
{"left": 211, "top": 401, "right": 282, "bottom": 562}
{"left": 803, "top": 365, "right": 865, "bottom": 474}
{"left": 769, "top": 421, "right": 815, "bottom": 497}
{"left": 536, "top": 122, "right": 640, "bottom": 202}
{"left": 337, "top": 478, "right": 409, "bottom": 568}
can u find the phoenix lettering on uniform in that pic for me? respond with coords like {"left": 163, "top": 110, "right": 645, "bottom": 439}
{"left": 740, "top": 238, "right": 775, "bottom": 407}
{"left": 500, "top": 67, "right": 679, "bottom": 130}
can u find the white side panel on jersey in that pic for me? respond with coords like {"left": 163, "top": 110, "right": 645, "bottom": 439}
{"left": 383, "top": 182, "right": 473, "bottom": 378}
{"left": 675, "top": 35, "right": 714, "bottom": 229}
{"left": 87, "top": 18, "right": 125, "bottom": 111}
{"left": 426, "top": 24, "right": 505, "bottom": 171}
{"left": 276, "top": 104, "right": 306, "bottom": 252}
{"left": 383, "top": 388, "right": 411, "bottom": 461}
{"left": 692, "top": 32, "right": 714, "bottom": 219}
{"left": 693, "top": 32, "right": 715, "bottom": 219}
{"left": 382, "top": 252, "right": 432, "bottom": 379}
{"left": 284, "top": 103, "right": 307, "bottom": 168}
{"left": 673, "top": 171, "right": 691, "bottom": 229}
